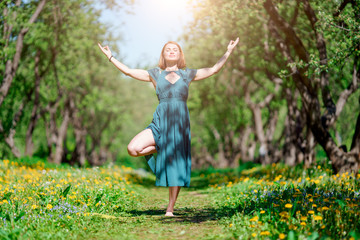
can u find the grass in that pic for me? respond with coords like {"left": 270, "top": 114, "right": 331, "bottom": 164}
{"left": 0, "top": 158, "right": 359, "bottom": 239}
{"left": 211, "top": 164, "right": 360, "bottom": 239}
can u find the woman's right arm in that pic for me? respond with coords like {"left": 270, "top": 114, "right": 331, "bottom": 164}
{"left": 98, "top": 43, "right": 150, "bottom": 82}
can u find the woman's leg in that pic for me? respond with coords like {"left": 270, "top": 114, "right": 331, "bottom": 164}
{"left": 165, "top": 186, "right": 181, "bottom": 216}
{"left": 129, "top": 130, "right": 183, "bottom": 216}
{"left": 127, "top": 129, "right": 156, "bottom": 157}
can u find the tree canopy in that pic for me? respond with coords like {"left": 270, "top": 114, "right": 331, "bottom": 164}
{"left": 1, "top": 0, "right": 359, "bottom": 174}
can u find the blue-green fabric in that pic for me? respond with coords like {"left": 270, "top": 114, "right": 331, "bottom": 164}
{"left": 145, "top": 67, "right": 197, "bottom": 187}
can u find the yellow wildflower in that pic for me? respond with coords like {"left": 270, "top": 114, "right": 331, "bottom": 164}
{"left": 289, "top": 225, "right": 298, "bottom": 230}
{"left": 301, "top": 222, "right": 306, "bottom": 226}
{"left": 279, "top": 233, "right": 286, "bottom": 239}
{"left": 313, "top": 216, "right": 323, "bottom": 221}
{"left": 251, "top": 233, "right": 257, "bottom": 237}
{"left": 285, "top": 203, "right": 293, "bottom": 208}
{"left": 308, "top": 210, "right": 314, "bottom": 214}
{"left": 260, "top": 210, "right": 265, "bottom": 214}
{"left": 46, "top": 204, "right": 53, "bottom": 210}
{"left": 260, "top": 231, "right": 271, "bottom": 236}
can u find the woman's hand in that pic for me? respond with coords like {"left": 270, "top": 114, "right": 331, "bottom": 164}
{"left": 227, "top": 37, "right": 239, "bottom": 53}
{"left": 97, "top": 42, "right": 151, "bottom": 82}
{"left": 193, "top": 37, "right": 240, "bottom": 81}
{"left": 98, "top": 42, "right": 112, "bottom": 60}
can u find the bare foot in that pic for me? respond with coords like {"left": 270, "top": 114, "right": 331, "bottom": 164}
{"left": 165, "top": 212, "right": 174, "bottom": 217}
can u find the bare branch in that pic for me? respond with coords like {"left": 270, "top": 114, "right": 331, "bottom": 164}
{"left": 335, "top": 57, "right": 359, "bottom": 121}
{"left": 263, "top": 0, "right": 309, "bottom": 63}
{"left": 268, "top": 20, "right": 314, "bottom": 99}
{"left": 302, "top": 0, "right": 336, "bottom": 128}
{"left": 290, "top": 0, "right": 300, "bottom": 26}
{"left": 333, "top": 0, "right": 354, "bottom": 17}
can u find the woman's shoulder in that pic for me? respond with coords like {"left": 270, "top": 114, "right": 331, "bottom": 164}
{"left": 179, "top": 68, "right": 196, "bottom": 74}
{"left": 148, "top": 67, "right": 161, "bottom": 80}
{"left": 179, "top": 68, "right": 197, "bottom": 83}
{"left": 148, "top": 67, "right": 161, "bottom": 72}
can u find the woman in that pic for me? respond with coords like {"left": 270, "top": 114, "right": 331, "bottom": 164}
{"left": 98, "top": 38, "right": 239, "bottom": 216}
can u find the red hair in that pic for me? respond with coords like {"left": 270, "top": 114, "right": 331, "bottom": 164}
{"left": 158, "top": 41, "right": 186, "bottom": 70}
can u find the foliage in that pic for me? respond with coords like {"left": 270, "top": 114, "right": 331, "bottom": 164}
{"left": 0, "top": 0, "right": 157, "bottom": 166}
{"left": 183, "top": 0, "right": 360, "bottom": 168}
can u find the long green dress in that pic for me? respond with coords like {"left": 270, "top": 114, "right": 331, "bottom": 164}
{"left": 145, "top": 67, "right": 197, "bottom": 187}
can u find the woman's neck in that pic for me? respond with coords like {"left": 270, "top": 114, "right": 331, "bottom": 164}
{"left": 165, "top": 62, "right": 178, "bottom": 71}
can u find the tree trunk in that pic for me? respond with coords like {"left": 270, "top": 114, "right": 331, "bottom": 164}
{"left": 283, "top": 88, "right": 309, "bottom": 166}
{"left": 304, "top": 129, "right": 316, "bottom": 168}
{"left": 309, "top": 112, "right": 359, "bottom": 174}
{"left": 210, "top": 126, "right": 228, "bottom": 168}
{"left": 25, "top": 51, "right": 42, "bottom": 156}
{"left": 70, "top": 97, "right": 87, "bottom": 166}
{"left": 49, "top": 99, "right": 70, "bottom": 164}
{"left": 284, "top": 114, "right": 297, "bottom": 166}
{"left": 0, "top": 0, "right": 46, "bottom": 107}
{"left": 264, "top": 0, "right": 359, "bottom": 173}
{"left": 0, "top": 99, "right": 27, "bottom": 158}
{"left": 71, "top": 126, "right": 87, "bottom": 166}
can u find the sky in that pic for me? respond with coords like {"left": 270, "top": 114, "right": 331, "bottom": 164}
{"left": 98, "top": 0, "right": 195, "bottom": 67}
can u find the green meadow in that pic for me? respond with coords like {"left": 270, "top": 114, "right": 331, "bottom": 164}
{"left": 0, "top": 159, "right": 359, "bottom": 240}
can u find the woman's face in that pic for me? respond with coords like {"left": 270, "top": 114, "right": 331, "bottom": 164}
{"left": 163, "top": 43, "right": 180, "bottom": 62}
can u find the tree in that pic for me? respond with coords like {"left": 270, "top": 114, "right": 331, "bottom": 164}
{"left": 0, "top": 0, "right": 157, "bottom": 167}
{"left": 183, "top": 0, "right": 360, "bottom": 173}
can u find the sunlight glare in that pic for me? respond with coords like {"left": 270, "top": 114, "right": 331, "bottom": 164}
{"left": 153, "top": 0, "right": 192, "bottom": 22}
{"left": 157, "top": 0, "right": 190, "bottom": 8}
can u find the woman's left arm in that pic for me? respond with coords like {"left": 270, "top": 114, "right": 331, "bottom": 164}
{"left": 193, "top": 38, "right": 239, "bottom": 81}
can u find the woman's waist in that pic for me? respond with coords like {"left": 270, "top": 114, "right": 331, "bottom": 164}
{"left": 158, "top": 96, "right": 187, "bottom": 103}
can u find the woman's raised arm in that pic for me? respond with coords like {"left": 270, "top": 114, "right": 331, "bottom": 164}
{"left": 193, "top": 38, "right": 239, "bottom": 81}
{"left": 98, "top": 43, "right": 150, "bottom": 82}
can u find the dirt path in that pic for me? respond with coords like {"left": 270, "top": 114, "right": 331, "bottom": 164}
{"left": 124, "top": 186, "right": 229, "bottom": 240}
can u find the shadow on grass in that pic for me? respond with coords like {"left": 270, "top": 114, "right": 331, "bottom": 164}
{"left": 126, "top": 207, "right": 230, "bottom": 224}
